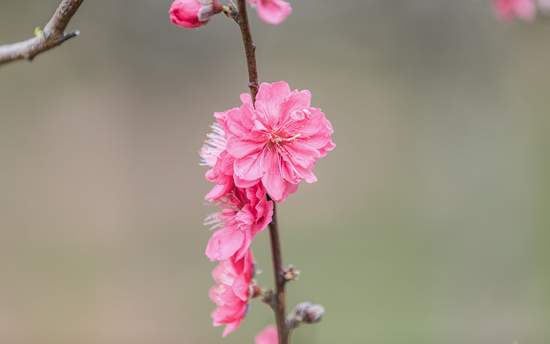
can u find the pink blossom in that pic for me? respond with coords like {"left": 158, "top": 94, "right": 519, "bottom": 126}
{"left": 205, "top": 184, "right": 273, "bottom": 262}
{"left": 493, "top": 0, "right": 536, "bottom": 20}
{"left": 217, "top": 81, "right": 335, "bottom": 202}
{"left": 247, "top": 0, "right": 292, "bottom": 25}
{"left": 255, "top": 325, "right": 278, "bottom": 344}
{"left": 169, "top": 0, "right": 222, "bottom": 28}
{"left": 210, "top": 250, "right": 255, "bottom": 337}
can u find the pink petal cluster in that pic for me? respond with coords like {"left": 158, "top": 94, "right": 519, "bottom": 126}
{"left": 255, "top": 325, "right": 278, "bottom": 344}
{"left": 209, "top": 250, "right": 255, "bottom": 337}
{"left": 493, "top": 0, "right": 536, "bottom": 20}
{"left": 205, "top": 183, "right": 273, "bottom": 262}
{"left": 169, "top": 0, "right": 222, "bottom": 28}
{"left": 201, "top": 81, "right": 333, "bottom": 337}
{"left": 210, "top": 81, "right": 335, "bottom": 202}
{"left": 247, "top": 0, "right": 292, "bottom": 24}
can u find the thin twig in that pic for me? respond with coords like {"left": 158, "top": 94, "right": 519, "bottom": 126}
{"left": 266, "top": 198, "right": 289, "bottom": 344}
{"left": 0, "top": 0, "right": 84, "bottom": 66}
{"left": 233, "top": 1, "right": 288, "bottom": 342}
{"left": 235, "top": 0, "right": 259, "bottom": 105}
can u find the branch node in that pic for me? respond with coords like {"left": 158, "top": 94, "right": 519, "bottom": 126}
{"left": 57, "top": 29, "right": 80, "bottom": 43}
{"left": 283, "top": 265, "right": 300, "bottom": 283}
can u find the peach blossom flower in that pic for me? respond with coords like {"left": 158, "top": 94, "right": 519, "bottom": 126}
{"left": 210, "top": 250, "right": 255, "bottom": 337}
{"left": 216, "top": 81, "right": 335, "bottom": 202}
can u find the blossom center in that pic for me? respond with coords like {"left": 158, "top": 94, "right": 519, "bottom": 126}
{"left": 265, "top": 131, "right": 300, "bottom": 152}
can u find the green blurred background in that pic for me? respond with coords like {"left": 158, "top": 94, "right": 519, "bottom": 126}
{"left": 1, "top": 0, "right": 550, "bottom": 343}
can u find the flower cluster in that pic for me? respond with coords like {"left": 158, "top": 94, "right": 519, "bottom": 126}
{"left": 169, "top": 0, "right": 291, "bottom": 29}
{"left": 491, "top": 0, "right": 550, "bottom": 20}
{"left": 200, "top": 81, "right": 334, "bottom": 336}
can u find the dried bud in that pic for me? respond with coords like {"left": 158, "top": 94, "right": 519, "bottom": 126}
{"left": 261, "top": 289, "right": 275, "bottom": 305}
{"left": 288, "top": 302, "right": 325, "bottom": 329}
{"left": 169, "top": 0, "right": 222, "bottom": 29}
{"left": 283, "top": 265, "right": 300, "bottom": 283}
{"left": 304, "top": 304, "right": 325, "bottom": 324}
{"left": 251, "top": 285, "right": 262, "bottom": 298}
{"left": 291, "top": 302, "right": 311, "bottom": 322}
{"left": 224, "top": 0, "right": 239, "bottom": 22}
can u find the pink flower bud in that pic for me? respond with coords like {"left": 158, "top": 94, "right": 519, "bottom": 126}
{"left": 169, "top": 0, "right": 223, "bottom": 29}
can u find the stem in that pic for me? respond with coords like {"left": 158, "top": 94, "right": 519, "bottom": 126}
{"left": 267, "top": 198, "right": 288, "bottom": 344}
{"left": 236, "top": 0, "right": 259, "bottom": 105}
{"left": 233, "top": 2, "right": 287, "bottom": 342}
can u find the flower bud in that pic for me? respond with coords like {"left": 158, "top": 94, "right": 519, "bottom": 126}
{"left": 283, "top": 265, "right": 300, "bottom": 283}
{"left": 291, "top": 302, "right": 311, "bottom": 322}
{"left": 304, "top": 304, "right": 325, "bottom": 324}
{"left": 287, "top": 302, "right": 325, "bottom": 329}
{"left": 169, "top": 0, "right": 223, "bottom": 29}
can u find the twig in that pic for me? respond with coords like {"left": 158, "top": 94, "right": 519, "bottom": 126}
{"left": 0, "top": 0, "right": 84, "bottom": 66}
{"left": 232, "top": 1, "right": 288, "bottom": 342}
{"left": 266, "top": 198, "right": 289, "bottom": 344}
{"left": 235, "top": 0, "right": 259, "bottom": 105}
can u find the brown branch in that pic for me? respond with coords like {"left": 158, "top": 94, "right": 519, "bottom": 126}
{"left": 266, "top": 199, "right": 289, "bottom": 344}
{"left": 231, "top": 1, "right": 288, "bottom": 342}
{"left": 0, "top": 0, "right": 84, "bottom": 66}
{"left": 235, "top": 0, "right": 259, "bottom": 105}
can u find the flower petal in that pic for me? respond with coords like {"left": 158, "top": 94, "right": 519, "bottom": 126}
{"left": 256, "top": 81, "right": 291, "bottom": 127}
{"left": 234, "top": 151, "right": 265, "bottom": 181}
{"left": 226, "top": 135, "right": 264, "bottom": 159}
{"left": 205, "top": 228, "right": 244, "bottom": 262}
{"left": 261, "top": 150, "right": 285, "bottom": 201}
{"left": 255, "top": 0, "right": 292, "bottom": 24}
{"left": 286, "top": 141, "right": 321, "bottom": 169}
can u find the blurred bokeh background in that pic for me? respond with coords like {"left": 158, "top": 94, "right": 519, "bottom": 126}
{"left": 1, "top": 0, "right": 550, "bottom": 343}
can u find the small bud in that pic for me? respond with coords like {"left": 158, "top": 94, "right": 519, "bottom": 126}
{"left": 304, "top": 304, "right": 325, "bottom": 324}
{"left": 34, "top": 27, "right": 43, "bottom": 37}
{"left": 287, "top": 302, "right": 325, "bottom": 329}
{"left": 292, "top": 302, "right": 311, "bottom": 321}
{"left": 283, "top": 265, "right": 300, "bottom": 283}
{"left": 251, "top": 285, "right": 262, "bottom": 298}
{"left": 224, "top": 0, "right": 239, "bottom": 22}
{"left": 261, "top": 289, "right": 274, "bottom": 305}
{"left": 169, "top": 0, "right": 222, "bottom": 29}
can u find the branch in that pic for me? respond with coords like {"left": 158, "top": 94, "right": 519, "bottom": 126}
{"left": 266, "top": 200, "right": 289, "bottom": 344}
{"left": 230, "top": 1, "right": 288, "bottom": 342}
{"left": 234, "top": 0, "right": 259, "bottom": 105}
{"left": 0, "top": 0, "right": 84, "bottom": 66}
